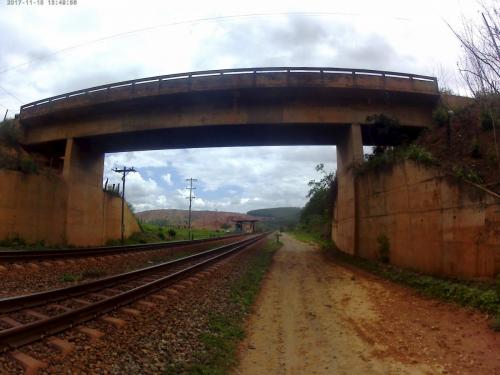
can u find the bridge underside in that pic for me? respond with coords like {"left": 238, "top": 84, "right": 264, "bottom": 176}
{"left": 17, "top": 68, "right": 440, "bottom": 248}
{"left": 26, "top": 123, "right": 422, "bottom": 156}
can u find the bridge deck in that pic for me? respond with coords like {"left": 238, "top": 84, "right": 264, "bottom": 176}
{"left": 20, "top": 67, "right": 439, "bottom": 122}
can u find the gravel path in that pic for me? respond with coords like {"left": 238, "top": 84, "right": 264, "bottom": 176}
{"left": 0, "top": 237, "right": 267, "bottom": 374}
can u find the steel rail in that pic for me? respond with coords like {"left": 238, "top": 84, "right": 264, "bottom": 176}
{"left": 0, "top": 234, "right": 261, "bottom": 314}
{"left": 0, "top": 233, "right": 268, "bottom": 351}
{"left": 0, "top": 233, "right": 245, "bottom": 262}
{"left": 20, "top": 67, "right": 438, "bottom": 110}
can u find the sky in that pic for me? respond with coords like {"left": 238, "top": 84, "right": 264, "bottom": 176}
{"left": 0, "top": 0, "right": 487, "bottom": 213}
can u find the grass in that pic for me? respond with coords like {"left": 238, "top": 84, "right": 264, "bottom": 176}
{"left": 60, "top": 273, "right": 81, "bottom": 282}
{"left": 288, "top": 229, "right": 334, "bottom": 250}
{"left": 60, "top": 268, "right": 107, "bottom": 282}
{"left": 106, "top": 224, "right": 227, "bottom": 246}
{"left": 355, "top": 144, "right": 437, "bottom": 175}
{"left": 167, "top": 238, "right": 282, "bottom": 374}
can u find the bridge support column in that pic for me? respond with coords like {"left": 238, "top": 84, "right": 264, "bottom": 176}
{"left": 333, "top": 124, "right": 363, "bottom": 255}
{"left": 63, "top": 138, "right": 105, "bottom": 246}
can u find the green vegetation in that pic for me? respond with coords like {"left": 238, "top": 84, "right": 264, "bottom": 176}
{"left": 247, "top": 207, "right": 301, "bottom": 231}
{"left": 0, "top": 152, "right": 39, "bottom": 174}
{"left": 376, "top": 234, "right": 390, "bottom": 263}
{"left": 294, "top": 163, "right": 336, "bottom": 242}
{"left": 491, "top": 314, "right": 500, "bottom": 332}
{"left": 0, "top": 235, "right": 27, "bottom": 248}
{"left": 61, "top": 268, "right": 107, "bottom": 282}
{"left": 366, "top": 113, "right": 412, "bottom": 145}
{"left": 0, "top": 119, "right": 20, "bottom": 148}
{"left": 289, "top": 230, "right": 334, "bottom": 251}
{"left": 168, "top": 239, "right": 281, "bottom": 374}
{"left": 0, "top": 119, "right": 39, "bottom": 174}
{"left": 432, "top": 105, "right": 451, "bottom": 127}
{"left": 107, "top": 223, "right": 224, "bottom": 246}
{"left": 291, "top": 232, "right": 500, "bottom": 331}
{"left": 355, "top": 144, "right": 436, "bottom": 175}
{"left": 452, "top": 165, "right": 484, "bottom": 184}
{"left": 325, "top": 247, "right": 500, "bottom": 330}
{"left": 60, "top": 273, "right": 81, "bottom": 282}
{"left": 0, "top": 236, "right": 53, "bottom": 250}
{"left": 140, "top": 223, "right": 222, "bottom": 241}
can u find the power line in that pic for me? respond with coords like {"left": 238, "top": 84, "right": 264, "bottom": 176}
{"left": 186, "top": 178, "right": 197, "bottom": 240}
{"left": 0, "top": 85, "right": 24, "bottom": 104}
{"left": 112, "top": 166, "right": 137, "bottom": 244}
{"left": 0, "top": 11, "right": 412, "bottom": 76}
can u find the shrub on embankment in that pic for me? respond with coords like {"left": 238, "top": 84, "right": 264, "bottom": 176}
{"left": 0, "top": 120, "right": 39, "bottom": 174}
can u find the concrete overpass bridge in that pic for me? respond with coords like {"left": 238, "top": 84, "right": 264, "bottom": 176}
{"left": 18, "top": 67, "right": 440, "bottom": 248}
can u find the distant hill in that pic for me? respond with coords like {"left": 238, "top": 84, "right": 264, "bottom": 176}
{"left": 136, "top": 209, "right": 265, "bottom": 230}
{"left": 247, "top": 207, "right": 301, "bottom": 230}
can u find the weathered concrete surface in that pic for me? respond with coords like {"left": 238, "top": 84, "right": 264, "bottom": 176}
{"left": 63, "top": 138, "right": 107, "bottom": 245}
{"left": 0, "top": 170, "right": 67, "bottom": 244}
{"left": 20, "top": 70, "right": 439, "bottom": 148}
{"left": 12, "top": 69, "right": 442, "bottom": 248}
{"left": 334, "top": 160, "right": 500, "bottom": 278}
{"left": 0, "top": 169, "right": 139, "bottom": 246}
{"left": 333, "top": 124, "right": 363, "bottom": 255}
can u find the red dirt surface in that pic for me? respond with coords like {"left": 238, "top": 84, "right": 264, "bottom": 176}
{"left": 235, "top": 234, "right": 500, "bottom": 375}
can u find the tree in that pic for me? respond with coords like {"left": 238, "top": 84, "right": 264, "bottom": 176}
{"left": 306, "top": 164, "right": 335, "bottom": 198}
{"left": 449, "top": 1, "right": 500, "bottom": 171}
{"left": 449, "top": 2, "right": 499, "bottom": 96}
{"left": 300, "top": 164, "right": 336, "bottom": 237}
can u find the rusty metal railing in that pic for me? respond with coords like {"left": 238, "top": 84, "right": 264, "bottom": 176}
{"left": 20, "top": 67, "right": 438, "bottom": 110}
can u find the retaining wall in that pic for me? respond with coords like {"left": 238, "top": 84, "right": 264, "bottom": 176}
{"left": 336, "top": 160, "right": 500, "bottom": 278}
{"left": 0, "top": 170, "right": 139, "bottom": 246}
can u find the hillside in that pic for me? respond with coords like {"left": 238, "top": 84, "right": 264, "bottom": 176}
{"left": 247, "top": 207, "right": 301, "bottom": 230}
{"left": 136, "top": 209, "right": 264, "bottom": 230}
{"left": 416, "top": 98, "right": 500, "bottom": 194}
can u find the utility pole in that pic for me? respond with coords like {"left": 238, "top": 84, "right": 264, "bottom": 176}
{"left": 113, "top": 166, "right": 137, "bottom": 244}
{"left": 186, "top": 178, "right": 197, "bottom": 240}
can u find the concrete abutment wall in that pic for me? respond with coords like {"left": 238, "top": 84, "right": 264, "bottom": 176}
{"left": 0, "top": 159, "right": 139, "bottom": 247}
{"left": 333, "top": 124, "right": 363, "bottom": 256}
{"left": 333, "top": 160, "right": 500, "bottom": 279}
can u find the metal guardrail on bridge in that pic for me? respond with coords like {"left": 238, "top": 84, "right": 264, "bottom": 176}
{"left": 20, "top": 67, "right": 438, "bottom": 111}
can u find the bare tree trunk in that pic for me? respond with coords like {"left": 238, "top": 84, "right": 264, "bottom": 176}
{"left": 491, "top": 109, "right": 500, "bottom": 172}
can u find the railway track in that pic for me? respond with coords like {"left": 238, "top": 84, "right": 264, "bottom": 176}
{"left": 0, "top": 233, "right": 267, "bottom": 353}
{"left": 0, "top": 233, "right": 245, "bottom": 263}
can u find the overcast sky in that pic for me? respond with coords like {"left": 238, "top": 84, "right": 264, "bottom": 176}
{"left": 0, "top": 0, "right": 486, "bottom": 213}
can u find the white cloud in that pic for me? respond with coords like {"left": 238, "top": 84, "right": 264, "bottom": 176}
{"left": 162, "top": 173, "right": 173, "bottom": 186}
{"left": 0, "top": 0, "right": 486, "bottom": 114}
{"left": 104, "top": 145, "right": 337, "bottom": 213}
{"left": 1, "top": 1, "right": 485, "bottom": 211}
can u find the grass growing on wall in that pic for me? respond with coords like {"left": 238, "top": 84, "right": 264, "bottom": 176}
{"left": 355, "top": 144, "right": 437, "bottom": 175}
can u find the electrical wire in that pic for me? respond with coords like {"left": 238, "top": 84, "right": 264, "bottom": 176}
{"left": 0, "top": 85, "right": 24, "bottom": 104}
{"left": 0, "top": 11, "right": 412, "bottom": 75}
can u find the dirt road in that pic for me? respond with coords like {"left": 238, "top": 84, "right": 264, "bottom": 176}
{"left": 234, "top": 234, "right": 500, "bottom": 375}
